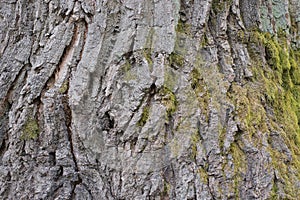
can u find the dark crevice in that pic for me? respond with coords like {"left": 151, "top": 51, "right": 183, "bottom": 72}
{"left": 64, "top": 94, "right": 78, "bottom": 171}
{"left": 234, "top": 125, "right": 244, "bottom": 142}
{"left": 130, "top": 137, "right": 138, "bottom": 150}
{"left": 82, "top": 182, "right": 94, "bottom": 200}
{"left": 0, "top": 138, "right": 7, "bottom": 162}
{"left": 70, "top": 175, "right": 82, "bottom": 200}
{"left": 207, "top": 175, "right": 216, "bottom": 200}
{"left": 32, "top": 97, "right": 43, "bottom": 143}
{"left": 108, "top": 175, "right": 115, "bottom": 199}
{"left": 55, "top": 166, "right": 63, "bottom": 181}
{"left": 77, "top": 20, "right": 88, "bottom": 63}
{"left": 0, "top": 97, "right": 10, "bottom": 159}
{"left": 38, "top": 22, "right": 80, "bottom": 102}
{"left": 62, "top": 79, "right": 83, "bottom": 198}
{"left": 47, "top": 182, "right": 64, "bottom": 199}
{"left": 102, "top": 111, "right": 115, "bottom": 131}
{"left": 4, "top": 62, "right": 29, "bottom": 105}
{"left": 48, "top": 151, "right": 56, "bottom": 166}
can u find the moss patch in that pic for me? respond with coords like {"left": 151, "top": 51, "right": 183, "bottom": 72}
{"left": 143, "top": 28, "right": 154, "bottom": 70}
{"left": 229, "top": 83, "right": 268, "bottom": 138}
{"left": 197, "top": 167, "right": 208, "bottom": 184}
{"left": 143, "top": 48, "right": 153, "bottom": 67}
{"left": 190, "top": 67, "right": 210, "bottom": 120}
{"left": 159, "top": 87, "right": 178, "bottom": 117}
{"left": 176, "top": 19, "right": 191, "bottom": 35}
{"left": 168, "top": 52, "right": 185, "bottom": 68}
{"left": 190, "top": 131, "right": 201, "bottom": 160}
{"left": 211, "top": 0, "right": 232, "bottom": 13}
{"left": 161, "top": 182, "right": 171, "bottom": 198}
{"left": 58, "top": 80, "right": 69, "bottom": 94}
{"left": 248, "top": 30, "right": 300, "bottom": 198}
{"left": 137, "top": 106, "right": 150, "bottom": 127}
{"left": 21, "top": 118, "right": 39, "bottom": 140}
{"left": 230, "top": 142, "right": 246, "bottom": 198}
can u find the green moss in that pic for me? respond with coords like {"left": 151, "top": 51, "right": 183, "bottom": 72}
{"left": 200, "top": 33, "right": 209, "bottom": 47}
{"left": 230, "top": 142, "right": 246, "bottom": 198}
{"left": 270, "top": 181, "right": 279, "bottom": 200}
{"left": 161, "top": 182, "right": 171, "bottom": 197}
{"left": 143, "top": 28, "right": 154, "bottom": 70}
{"left": 143, "top": 48, "right": 153, "bottom": 66}
{"left": 219, "top": 125, "right": 227, "bottom": 151}
{"left": 58, "top": 80, "right": 69, "bottom": 94}
{"left": 176, "top": 19, "right": 191, "bottom": 35}
{"left": 237, "top": 30, "right": 247, "bottom": 43}
{"left": 211, "top": 0, "right": 232, "bottom": 13}
{"left": 248, "top": 30, "right": 300, "bottom": 198}
{"left": 168, "top": 52, "right": 184, "bottom": 68}
{"left": 231, "top": 143, "right": 246, "bottom": 171}
{"left": 174, "top": 19, "right": 190, "bottom": 60}
{"left": 191, "top": 68, "right": 201, "bottom": 89}
{"left": 137, "top": 106, "right": 150, "bottom": 127}
{"left": 268, "top": 146, "right": 300, "bottom": 198}
{"left": 229, "top": 83, "right": 268, "bottom": 138}
{"left": 290, "top": 50, "right": 300, "bottom": 85}
{"left": 265, "top": 39, "right": 281, "bottom": 71}
{"left": 197, "top": 167, "right": 208, "bottom": 184}
{"left": 159, "top": 87, "right": 178, "bottom": 117}
{"left": 190, "top": 132, "right": 200, "bottom": 160}
{"left": 21, "top": 118, "right": 39, "bottom": 140}
{"left": 190, "top": 67, "right": 210, "bottom": 120}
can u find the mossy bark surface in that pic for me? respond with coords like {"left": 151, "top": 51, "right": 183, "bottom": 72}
{"left": 0, "top": 0, "right": 300, "bottom": 199}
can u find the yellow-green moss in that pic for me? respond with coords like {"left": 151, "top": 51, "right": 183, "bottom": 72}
{"left": 190, "top": 67, "right": 210, "bottom": 120}
{"left": 249, "top": 31, "right": 300, "bottom": 126}
{"left": 21, "top": 118, "right": 39, "bottom": 140}
{"left": 159, "top": 87, "right": 178, "bottom": 117}
{"left": 161, "top": 182, "right": 171, "bottom": 197}
{"left": 268, "top": 145, "right": 300, "bottom": 198}
{"left": 143, "top": 28, "right": 155, "bottom": 70}
{"left": 290, "top": 51, "right": 300, "bottom": 85}
{"left": 219, "top": 125, "right": 227, "bottom": 151}
{"left": 229, "top": 82, "right": 268, "bottom": 138}
{"left": 200, "top": 33, "right": 209, "bottom": 47}
{"left": 190, "top": 132, "right": 200, "bottom": 160}
{"left": 143, "top": 48, "right": 153, "bottom": 67}
{"left": 270, "top": 180, "right": 279, "bottom": 200}
{"left": 197, "top": 167, "right": 208, "bottom": 184}
{"left": 58, "top": 80, "right": 69, "bottom": 94}
{"left": 137, "top": 106, "right": 150, "bottom": 127}
{"left": 248, "top": 30, "right": 300, "bottom": 198}
{"left": 176, "top": 19, "right": 191, "bottom": 35}
{"left": 237, "top": 30, "right": 248, "bottom": 43}
{"left": 230, "top": 142, "right": 246, "bottom": 198}
{"left": 211, "top": 0, "right": 230, "bottom": 13}
{"left": 168, "top": 52, "right": 185, "bottom": 68}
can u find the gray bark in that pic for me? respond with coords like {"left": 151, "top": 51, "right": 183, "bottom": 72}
{"left": 1, "top": 0, "right": 300, "bottom": 199}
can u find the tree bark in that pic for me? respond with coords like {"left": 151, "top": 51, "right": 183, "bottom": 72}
{"left": 1, "top": 0, "right": 300, "bottom": 199}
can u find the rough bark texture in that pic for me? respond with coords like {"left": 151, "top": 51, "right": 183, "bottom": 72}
{"left": 1, "top": 0, "right": 300, "bottom": 199}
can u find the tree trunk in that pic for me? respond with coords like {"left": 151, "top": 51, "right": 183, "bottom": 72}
{"left": 1, "top": 0, "right": 300, "bottom": 199}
